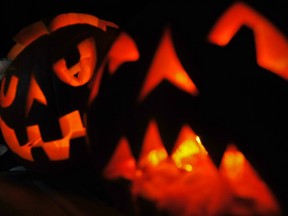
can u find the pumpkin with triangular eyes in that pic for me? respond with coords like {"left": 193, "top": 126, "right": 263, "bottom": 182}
{"left": 0, "top": 13, "right": 122, "bottom": 175}
{"left": 85, "top": 1, "right": 287, "bottom": 215}
{"left": 0, "top": 1, "right": 287, "bottom": 215}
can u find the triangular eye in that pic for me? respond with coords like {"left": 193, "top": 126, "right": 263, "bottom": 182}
{"left": 52, "top": 37, "right": 96, "bottom": 86}
{"left": 139, "top": 27, "right": 199, "bottom": 101}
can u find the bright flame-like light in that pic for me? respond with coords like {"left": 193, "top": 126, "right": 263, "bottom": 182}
{"left": 172, "top": 128, "right": 207, "bottom": 171}
{"left": 147, "top": 149, "right": 168, "bottom": 166}
{"left": 221, "top": 145, "right": 245, "bottom": 178}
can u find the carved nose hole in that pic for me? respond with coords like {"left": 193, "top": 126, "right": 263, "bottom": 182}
{"left": 74, "top": 72, "right": 79, "bottom": 78}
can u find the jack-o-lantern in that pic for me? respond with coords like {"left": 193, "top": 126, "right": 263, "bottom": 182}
{"left": 85, "top": 1, "right": 287, "bottom": 215}
{"left": 0, "top": 13, "right": 120, "bottom": 175}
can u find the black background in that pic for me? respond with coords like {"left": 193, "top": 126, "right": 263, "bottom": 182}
{"left": 1, "top": 0, "right": 288, "bottom": 215}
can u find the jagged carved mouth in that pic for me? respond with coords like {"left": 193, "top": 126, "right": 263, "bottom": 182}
{"left": 102, "top": 119, "right": 281, "bottom": 215}
{"left": 0, "top": 110, "right": 86, "bottom": 161}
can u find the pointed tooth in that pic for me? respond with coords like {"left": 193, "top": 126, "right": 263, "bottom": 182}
{"left": 171, "top": 125, "right": 208, "bottom": 171}
{"left": 103, "top": 137, "right": 136, "bottom": 180}
{"left": 219, "top": 144, "right": 281, "bottom": 214}
{"left": 138, "top": 120, "right": 168, "bottom": 167}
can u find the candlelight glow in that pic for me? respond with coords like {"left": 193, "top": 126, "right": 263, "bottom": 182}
{"left": 88, "top": 32, "right": 139, "bottom": 104}
{"left": 26, "top": 74, "right": 47, "bottom": 116}
{"left": 147, "top": 149, "right": 168, "bottom": 166}
{"left": 0, "top": 75, "right": 19, "bottom": 108}
{"left": 0, "top": 111, "right": 85, "bottom": 161}
{"left": 103, "top": 123, "right": 281, "bottom": 215}
{"left": 138, "top": 120, "right": 168, "bottom": 167}
{"left": 208, "top": 2, "right": 288, "bottom": 80}
{"left": 172, "top": 126, "right": 207, "bottom": 170}
{"left": 220, "top": 144, "right": 245, "bottom": 178}
{"left": 53, "top": 37, "right": 96, "bottom": 86}
{"left": 139, "top": 27, "right": 198, "bottom": 101}
{"left": 104, "top": 137, "right": 136, "bottom": 180}
{"left": 219, "top": 144, "right": 281, "bottom": 215}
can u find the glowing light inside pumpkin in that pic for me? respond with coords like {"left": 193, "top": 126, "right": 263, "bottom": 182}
{"left": 53, "top": 37, "right": 96, "bottom": 86}
{"left": 219, "top": 145, "right": 281, "bottom": 214}
{"left": 107, "top": 32, "right": 140, "bottom": 74}
{"left": 147, "top": 149, "right": 168, "bottom": 166}
{"left": 220, "top": 144, "right": 245, "bottom": 179}
{"left": 138, "top": 120, "right": 168, "bottom": 167}
{"left": 26, "top": 74, "right": 47, "bottom": 116}
{"left": 0, "top": 110, "right": 85, "bottom": 161}
{"left": 104, "top": 137, "right": 136, "bottom": 180}
{"left": 139, "top": 27, "right": 199, "bottom": 100}
{"left": 88, "top": 32, "right": 139, "bottom": 104}
{"left": 172, "top": 127, "right": 207, "bottom": 171}
{"left": 104, "top": 121, "right": 209, "bottom": 178}
{"left": 103, "top": 122, "right": 281, "bottom": 215}
{"left": 0, "top": 75, "right": 18, "bottom": 108}
{"left": 208, "top": 2, "right": 288, "bottom": 80}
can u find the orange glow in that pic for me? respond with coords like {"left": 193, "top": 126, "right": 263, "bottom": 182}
{"left": 103, "top": 137, "right": 136, "bottom": 180}
{"left": 172, "top": 126, "right": 207, "bottom": 170}
{"left": 8, "top": 21, "right": 49, "bottom": 60}
{"left": 26, "top": 74, "right": 47, "bottom": 116}
{"left": 49, "top": 13, "right": 118, "bottom": 33}
{"left": 8, "top": 13, "right": 119, "bottom": 60}
{"left": 0, "top": 75, "right": 19, "bottom": 108}
{"left": 88, "top": 32, "right": 139, "bottom": 104}
{"left": 0, "top": 117, "right": 33, "bottom": 161}
{"left": 102, "top": 121, "right": 280, "bottom": 214}
{"left": 107, "top": 32, "right": 139, "bottom": 74}
{"left": 208, "top": 2, "right": 288, "bottom": 80}
{"left": 146, "top": 149, "right": 168, "bottom": 166}
{"left": 139, "top": 27, "right": 198, "bottom": 101}
{"left": 0, "top": 110, "right": 85, "bottom": 161}
{"left": 138, "top": 120, "right": 168, "bottom": 167}
{"left": 219, "top": 144, "right": 281, "bottom": 214}
{"left": 219, "top": 144, "right": 245, "bottom": 179}
{"left": 53, "top": 37, "right": 96, "bottom": 86}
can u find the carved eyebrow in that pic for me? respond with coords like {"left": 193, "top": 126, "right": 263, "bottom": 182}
{"left": 208, "top": 2, "right": 288, "bottom": 80}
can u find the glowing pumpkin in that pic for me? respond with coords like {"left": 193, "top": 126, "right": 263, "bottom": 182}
{"left": 0, "top": 13, "right": 120, "bottom": 175}
{"left": 85, "top": 1, "right": 286, "bottom": 215}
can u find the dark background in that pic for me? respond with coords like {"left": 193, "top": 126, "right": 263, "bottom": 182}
{"left": 1, "top": 0, "right": 288, "bottom": 215}
{"left": 2, "top": 0, "right": 286, "bottom": 55}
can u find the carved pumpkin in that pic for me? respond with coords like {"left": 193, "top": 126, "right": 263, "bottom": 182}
{"left": 0, "top": 13, "right": 120, "bottom": 175}
{"left": 85, "top": 1, "right": 287, "bottom": 215}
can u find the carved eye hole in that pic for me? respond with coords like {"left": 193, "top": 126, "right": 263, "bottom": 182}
{"left": 52, "top": 37, "right": 96, "bottom": 86}
{"left": 0, "top": 75, "right": 19, "bottom": 108}
{"left": 139, "top": 27, "right": 199, "bottom": 101}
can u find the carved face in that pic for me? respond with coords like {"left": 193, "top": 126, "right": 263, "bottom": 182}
{"left": 0, "top": 13, "right": 120, "bottom": 174}
{"left": 86, "top": 2, "right": 287, "bottom": 215}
